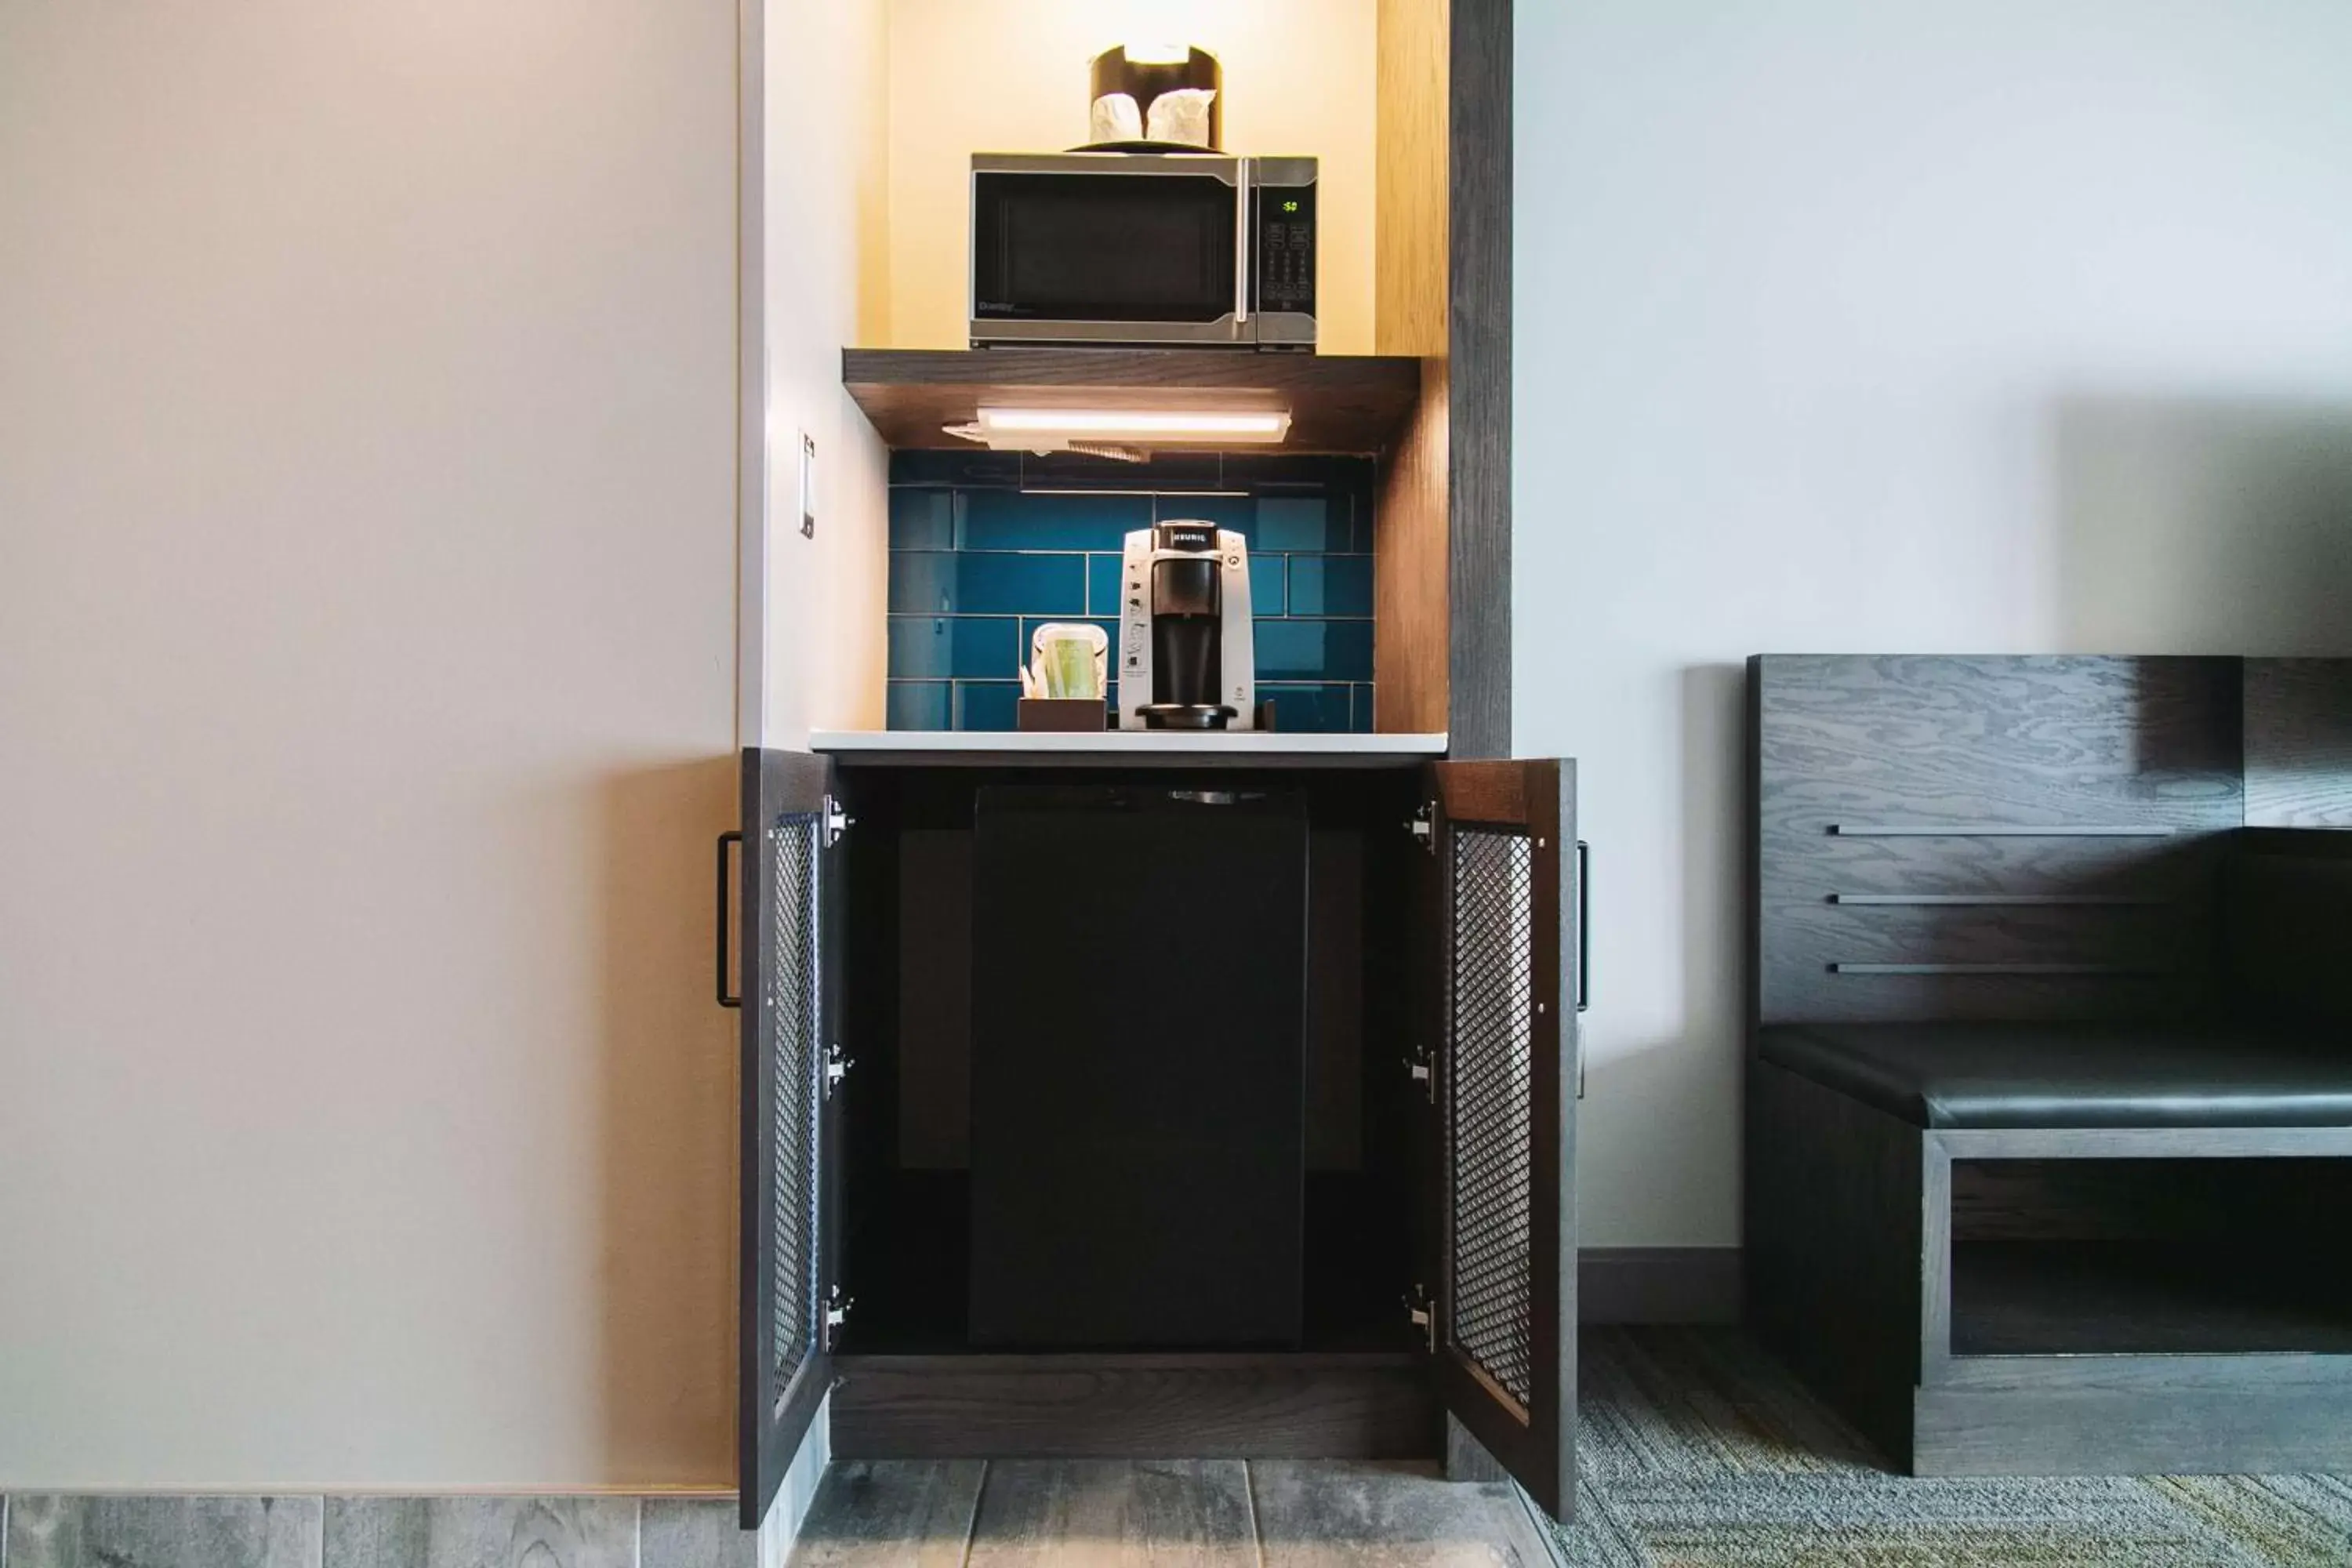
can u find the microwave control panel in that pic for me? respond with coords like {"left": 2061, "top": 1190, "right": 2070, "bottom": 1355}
{"left": 1255, "top": 185, "right": 1317, "bottom": 318}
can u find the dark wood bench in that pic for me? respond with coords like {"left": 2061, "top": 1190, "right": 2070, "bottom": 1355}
{"left": 1745, "top": 655, "right": 2352, "bottom": 1475}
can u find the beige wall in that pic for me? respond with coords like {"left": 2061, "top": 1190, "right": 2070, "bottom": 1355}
{"left": 763, "top": 0, "right": 890, "bottom": 745}
{"left": 881, "top": 0, "right": 1379, "bottom": 353}
{"left": 0, "top": 1, "right": 742, "bottom": 1486}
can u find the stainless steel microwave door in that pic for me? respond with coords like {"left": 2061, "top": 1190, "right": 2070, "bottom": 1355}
{"left": 971, "top": 155, "right": 1245, "bottom": 347}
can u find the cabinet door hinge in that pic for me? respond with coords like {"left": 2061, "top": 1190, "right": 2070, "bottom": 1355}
{"left": 825, "top": 1043, "right": 852, "bottom": 1098}
{"left": 1405, "top": 1285, "right": 1436, "bottom": 1353}
{"left": 1406, "top": 802, "right": 1436, "bottom": 853}
{"left": 822, "top": 1284, "right": 854, "bottom": 1350}
{"left": 822, "top": 795, "right": 854, "bottom": 848}
{"left": 1406, "top": 1043, "right": 1435, "bottom": 1105}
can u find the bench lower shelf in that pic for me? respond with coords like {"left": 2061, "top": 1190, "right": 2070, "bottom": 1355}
{"left": 1951, "top": 1239, "right": 2352, "bottom": 1357}
{"left": 1914, "top": 1362, "right": 2352, "bottom": 1474}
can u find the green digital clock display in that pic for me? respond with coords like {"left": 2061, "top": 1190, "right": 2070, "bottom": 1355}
{"left": 1282, "top": 201, "right": 1301, "bottom": 214}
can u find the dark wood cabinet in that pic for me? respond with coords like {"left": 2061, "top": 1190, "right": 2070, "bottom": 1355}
{"left": 731, "top": 0, "right": 1532, "bottom": 1521}
{"left": 731, "top": 750, "right": 843, "bottom": 1526}
{"left": 731, "top": 747, "right": 1580, "bottom": 1525}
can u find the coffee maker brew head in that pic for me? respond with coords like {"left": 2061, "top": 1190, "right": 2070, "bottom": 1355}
{"left": 1116, "top": 522, "right": 1258, "bottom": 731}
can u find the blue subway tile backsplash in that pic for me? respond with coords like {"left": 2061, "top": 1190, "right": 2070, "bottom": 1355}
{"left": 887, "top": 452, "right": 1377, "bottom": 731}
{"left": 1254, "top": 619, "right": 1376, "bottom": 683}
{"left": 1255, "top": 495, "right": 1352, "bottom": 553}
{"left": 1248, "top": 553, "right": 1287, "bottom": 616}
{"left": 887, "top": 488, "right": 957, "bottom": 550}
{"left": 889, "top": 615, "right": 1020, "bottom": 679}
{"left": 1286, "top": 554, "right": 1374, "bottom": 618}
{"left": 1087, "top": 554, "right": 1125, "bottom": 618}
{"left": 890, "top": 551, "right": 1087, "bottom": 617}
{"left": 887, "top": 681, "right": 952, "bottom": 731}
{"left": 1260, "top": 683, "right": 1356, "bottom": 734}
{"left": 954, "top": 681, "right": 1022, "bottom": 731}
{"left": 962, "top": 489, "right": 1151, "bottom": 551}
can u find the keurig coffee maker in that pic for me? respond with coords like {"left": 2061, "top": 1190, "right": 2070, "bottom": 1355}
{"left": 1116, "top": 521, "right": 1257, "bottom": 730}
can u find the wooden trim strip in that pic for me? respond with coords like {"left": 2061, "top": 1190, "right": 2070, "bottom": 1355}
{"left": 1828, "top": 824, "right": 2178, "bottom": 838}
{"left": 1934, "top": 1352, "right": 2352, "bottom": 1392}
{"left": 1830, "top": 963, "right": 2167, "bottom": 976}
{"left": 1931, "top": 1125, "right": 2352, "bottom": 1159}
{"left": 1828, "top": 893, "right": 2170, "bottom": 907}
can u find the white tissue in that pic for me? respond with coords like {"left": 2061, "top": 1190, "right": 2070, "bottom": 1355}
{"left": 1145, "top": 87, "right": 1216, "bottom": 147}
{"left": 1090, "top": 93, "right": 1143, "bottom": 144}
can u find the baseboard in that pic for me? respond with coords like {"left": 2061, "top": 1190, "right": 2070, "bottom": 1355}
{"left": 1580, "top": 1247, "right": 1743, "bottom": 1324}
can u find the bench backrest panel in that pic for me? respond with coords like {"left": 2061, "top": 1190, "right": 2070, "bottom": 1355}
{"left": 1752, "top": 655, "right": 2244, "bottom": 1025}
{"left": 2246, "top": 659, "right": 2352, "bottom": 829}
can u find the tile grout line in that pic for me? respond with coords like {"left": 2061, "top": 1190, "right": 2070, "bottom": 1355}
{"left": 1242, "top": 1461, "right": 1265, "bottom": 1568}
{"left": 956, "top": 1460, "right": 989, "bottom": 1568}
{"left": 632, "top": 1495, "right": 641, "bottom": 1568}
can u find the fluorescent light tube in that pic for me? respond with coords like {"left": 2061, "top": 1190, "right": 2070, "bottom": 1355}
{"left": 975, "top": 408, "right": 1290, "bottom": 441}
{"left": 942, "top": 407, "right": 1292, "bottom": 456}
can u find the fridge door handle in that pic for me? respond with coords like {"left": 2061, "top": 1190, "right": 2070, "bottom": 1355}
{"left": 1576, "top": 840, "right": 1591, "bottom": 1014}
{"left": 717, "top": 830, "right": 743, "bottom": 1009}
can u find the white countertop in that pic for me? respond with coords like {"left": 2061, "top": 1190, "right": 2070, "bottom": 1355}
{"left": 810, "top": 729, "right": 1448, "bottom": 764}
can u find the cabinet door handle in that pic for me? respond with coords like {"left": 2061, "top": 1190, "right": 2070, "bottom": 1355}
{"left": 1575, "top": 840, "right": 1591, "bottom": 1014}
{"left": 717, "top": 830, "right": 743, "bottom": 1009}
{"left": 1234, "top": 158, "right": 1251, "bottom": 327}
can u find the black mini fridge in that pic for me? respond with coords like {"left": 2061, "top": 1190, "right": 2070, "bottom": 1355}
{"left": 967, "top": 783, "right": 1308, "bottom": 1348}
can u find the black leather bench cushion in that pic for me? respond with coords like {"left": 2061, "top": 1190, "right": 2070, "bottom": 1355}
{"left": 1758, "top": 1022, "right": 2352, "bottom": 1129}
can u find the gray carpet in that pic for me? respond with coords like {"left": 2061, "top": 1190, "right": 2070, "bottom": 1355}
{"left": 1550, "top": 1328, "right": 2352, "bottom": 1567}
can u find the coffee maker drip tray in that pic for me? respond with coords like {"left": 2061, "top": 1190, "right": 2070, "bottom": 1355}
{"left": 1139, "top": 702, "right": 1238, "bottom": 731}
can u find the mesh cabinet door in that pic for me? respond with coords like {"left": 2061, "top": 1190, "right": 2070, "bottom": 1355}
{"left": 1428, "top": 759, "right": 1579, "bottom": 1522}
{"left": 736, "top": 749, "right": 837, "bottom": 1528}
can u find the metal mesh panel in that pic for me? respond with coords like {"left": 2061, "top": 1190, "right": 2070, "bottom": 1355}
{"left": 769, "top": 814, "right": 823, "bottom": 1395}
{"left": 1447, "top": 826, "right": 1536, "bottom": 1413}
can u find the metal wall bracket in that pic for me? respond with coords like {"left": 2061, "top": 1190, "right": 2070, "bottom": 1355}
{"left": 1406, "top": 802, "right": 1436, "bottom": 853}
{"left": 822, "top": 1284, "right": 855, "bottom": 1350}
{"left": 822, "top": 795, "right": 853, "bottom": 848}
{"left": 825, "top": 1044, "right": 852, "bottom": 1098}
{"left": 1406, "top": 1285, "right": 1436, "bottom": 1353}
{"left": 1406, "top": 1044, "right": 1435, "bottom": 1105}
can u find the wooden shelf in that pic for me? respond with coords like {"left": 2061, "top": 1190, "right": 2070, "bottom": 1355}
{"left": 811, "top": 730, "right": 1446, "bottom": 768}
{"left": 842, "top": 348, "right": 1421, "bottom": 455}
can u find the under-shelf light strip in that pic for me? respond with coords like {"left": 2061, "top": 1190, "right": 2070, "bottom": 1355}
{"left": 981, "top": 408, "right": 1289, "bottom": 437}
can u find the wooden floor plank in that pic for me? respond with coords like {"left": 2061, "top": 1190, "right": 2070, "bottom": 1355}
{"left": 965, "top": 1460, "right": 1257, "bottom": 1567}
{"left": 791, "top": 1461, "right": 986, "bottom": 1568}
{"left": 1249, "top": 1461, "right": 1556, "bottom": 1567}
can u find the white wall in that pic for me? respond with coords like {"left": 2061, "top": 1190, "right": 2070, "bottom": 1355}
{"left": 0, "top": 2, "right": 742, "bottom": 1486}
{"left": 883, "top": 0, "right": 1379, "bottom": 353}
{"left": 1515, "top": 2, "right": 2352, "bottom": 1246}
{"left": 762, "top": 0, "right": 891, "bottom": 746}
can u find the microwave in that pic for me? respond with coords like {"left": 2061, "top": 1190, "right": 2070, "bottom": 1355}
{"left": 971, "top": 153, "right": 1316, "bottom": 351}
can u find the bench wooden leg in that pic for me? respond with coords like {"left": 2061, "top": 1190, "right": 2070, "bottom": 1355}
{"left": 1745, "top": 1058, "right": 1934, "bottom": 1471}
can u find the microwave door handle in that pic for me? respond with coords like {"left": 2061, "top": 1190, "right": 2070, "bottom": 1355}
{"left": 1234, "top": 158, "right": 1250, "bottom": 328}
